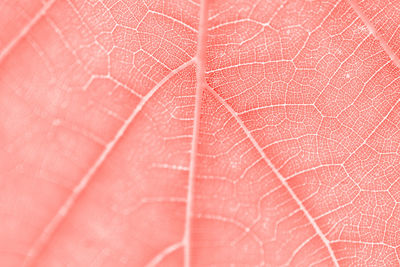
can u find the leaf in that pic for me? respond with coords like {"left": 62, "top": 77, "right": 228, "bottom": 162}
{"left": 1, "top": 0, "right": 400, "bottom": 266}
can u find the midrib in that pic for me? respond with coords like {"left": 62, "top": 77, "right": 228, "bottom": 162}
{"left": 183, "top": 0, "right": 209, "bottom": 266}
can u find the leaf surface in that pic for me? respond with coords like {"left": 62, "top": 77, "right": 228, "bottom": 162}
{"left": 1, "top": 0, "right": 400, "bottom": 266}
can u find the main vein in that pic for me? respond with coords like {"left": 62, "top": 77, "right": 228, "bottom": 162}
{"left": 183, "top": 0, "right": 209, "bottom": 266}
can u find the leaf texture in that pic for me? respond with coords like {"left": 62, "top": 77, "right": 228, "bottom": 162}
{"left": 1, "top": 0, "right": 400, "bottom": 266}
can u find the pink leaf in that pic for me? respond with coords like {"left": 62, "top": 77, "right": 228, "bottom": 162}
{"left": 1, "top": 0, "right": 400, "bottom": 266}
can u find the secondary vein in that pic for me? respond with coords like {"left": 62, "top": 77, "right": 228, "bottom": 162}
{"left": 22, "top": 59, "right": 194, "bottom": 267}
{"left": 205, "top": 84, "right": 340, "bottom": 267}
{"left": 0, "top": 0, "right": 57, "bottom": 64}
{"left": 346, "top": 0, "right": 400, "bottom": 69}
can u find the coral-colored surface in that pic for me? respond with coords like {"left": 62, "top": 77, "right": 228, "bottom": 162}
{"left": 1, "top": 0, "right": 400, "bottom": 266}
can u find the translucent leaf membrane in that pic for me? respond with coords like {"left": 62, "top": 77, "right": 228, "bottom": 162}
{"left": 0, "top": 0, "right": 399, "bottom": 266}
